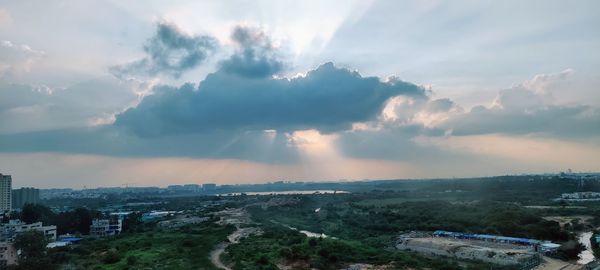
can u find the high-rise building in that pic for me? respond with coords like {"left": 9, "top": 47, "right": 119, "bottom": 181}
{"left": 12, "top": 188, "right": 40, "bottom": 209}
{"left": 0, "top": 174, "right": 12, "bottom": 213}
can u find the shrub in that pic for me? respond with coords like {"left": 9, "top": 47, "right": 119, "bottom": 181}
{"left": 102, "top": 251, "right": 121, "bottom": 264}
{"left": 126, "top": 255, "right": 137, "bottom": 265}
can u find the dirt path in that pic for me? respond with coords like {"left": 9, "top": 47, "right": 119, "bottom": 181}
{"left": 209, "top": 225, "right": 262, "bottom": 270}
{"left": 533, "top": 256, "right": 583, "bottom": 270}
{"left": 209, "top": 208, "right": 262, "bottom": 270}
{"left": 210, "top": 241, "right": 233, "bottom": 270}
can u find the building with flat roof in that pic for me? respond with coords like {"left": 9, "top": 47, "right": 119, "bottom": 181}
{"left": 89, "top": 219, "right": 122, "bottom": 237}
{"left": 0, "top": 174, "right": 11, "bottom": 213}
{"left": 0, "top": 219, "right": 57, "bottom": 242}
{"left": 12, "top": 187, "right": 40, "bottom": 209}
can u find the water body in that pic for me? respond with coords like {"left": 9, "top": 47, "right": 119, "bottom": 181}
{"left": 577, "top": 231, "right": 594, "bottom": 265}
{"left": 219, "top": 190, "right": 349, "bottom": 196}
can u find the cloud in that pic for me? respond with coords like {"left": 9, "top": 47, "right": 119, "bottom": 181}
{"left": 0, "top": 78, "right": 138, "bottom": 134}
{"left": 218, "top": 25, "right": 286, "bottom": 78}
{"left": 0, "top": 40, "right": 45, "bottom": 77}
{"left": 0, "top": 127, "right": 300, "bottom": 163}
{"left": 443, "top": 104, "right": 600, "bottom": 138}
{"left": 110, "top": 22, "right": 218, "bottom": 78}
{"left": 0, "top": 25, "right": 425, "bottom": 164}
{"left": 441, "top": 70, "right": 600, "bottom": 138}
{"left": 114, "top": 62, "right": 425, "bottom": 136}
{"left": 335, "top": 124, "right": 445, "bottom": 161}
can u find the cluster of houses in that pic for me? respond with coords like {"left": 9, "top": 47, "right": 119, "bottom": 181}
{"left": 0, "top": 209, "right": 208, "bottom": 268}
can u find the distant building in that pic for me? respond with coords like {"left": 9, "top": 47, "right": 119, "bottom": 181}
{"left": 183, "top": 184, "right": 200, "bottom": 192}
{"left": 12, "top": 187, "right": 40, "bottom": 209}
{"left": 109, "top": 211, "right": 133, "bottom": 220}
{"left": 0, "top": 220, "right": 57, "bottom": 242}
{"left": 167, "top": 185, "right": 184, "bottom": 191}
{"left": 89, "top": 219, "right": 122, "bottom": 237}
{"left": 557, "top": 192, "right": 600, "bottom": 201}
{"left": 0, "top": 242, "right": 17, "bottom": 268}
{"left": 39, "top": 188, "right": 74, "bottom": 199}
{"left": 202, "top": 183, "right": 216, "bottom": 191}
{"left": 0, "top": 174, "right": 11, "bottom": 213}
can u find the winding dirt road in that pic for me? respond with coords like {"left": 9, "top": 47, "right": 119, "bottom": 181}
{"left": 209, "top": 216, "right": 261, "bottom": 270}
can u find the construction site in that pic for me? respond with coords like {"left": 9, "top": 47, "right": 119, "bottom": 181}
{"left": 396, "top": 231, "right": 545, "bottom": 269}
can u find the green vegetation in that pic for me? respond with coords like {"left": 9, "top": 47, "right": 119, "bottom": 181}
{"left": 14, "top": 231, "right": 55, "bottom": 270}
{"left": 249, "top": 198, "right": 570, "bottom": 243}
{"left": 50, "top": 222, "right": 234, "bottom": 270}
{"left": 223, "top": 224, "right": 498, "bottom": 270}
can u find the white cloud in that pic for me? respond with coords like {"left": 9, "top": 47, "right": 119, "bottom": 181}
{"left": 0, "top": 40, "right": 45, "bottom": 77}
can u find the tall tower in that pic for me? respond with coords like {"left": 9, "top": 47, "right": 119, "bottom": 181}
{"left": 0, "top": 174, "right": 12, "bottom": 213}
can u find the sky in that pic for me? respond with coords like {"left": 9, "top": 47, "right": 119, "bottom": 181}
{"left": 0, "top": 0, "right": 599, "bottom": 188}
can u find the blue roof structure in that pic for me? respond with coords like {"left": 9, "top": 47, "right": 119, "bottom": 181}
{"left": 433, "top": 230, "right": 541, "bottom": 245}
{"left": 59, "top": 237, "right": 83, "bottom": 243}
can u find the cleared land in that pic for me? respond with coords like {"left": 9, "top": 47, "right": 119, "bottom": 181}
{"left": 397, "top": 236, "right": 539, "bottom": 267}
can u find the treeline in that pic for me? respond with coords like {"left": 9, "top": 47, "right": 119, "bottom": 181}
{"left": 12, "top": 204, "right": 100, "bottom": 235}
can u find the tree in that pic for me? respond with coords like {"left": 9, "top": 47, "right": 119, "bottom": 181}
{"left": 122, "top": 212, "right": 142, "bottom": 233}
{"left": 13, "top": 231, "right": 55, "bottom": 270}
{"left": 20, "top": 204, "right": 55, "bottom": 224}
{"left": 555, "top": 240, "right": 585, "bottom": 260}
{"left": 55, "top": 207, "right": 95, "bottom": 235}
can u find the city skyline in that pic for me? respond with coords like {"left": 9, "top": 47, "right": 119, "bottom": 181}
{"left": 1, "top": 1, "right": 599, "bottom": 188}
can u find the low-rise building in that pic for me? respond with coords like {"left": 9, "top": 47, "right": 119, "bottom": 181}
{"left": 46, "top": 236, "right": 83, "bottom": 249}
{"left": 141, "top": 211, "right": 176, "bottom": 221}
{"left": 89, "top": 219, "right": 122, "bottom": 237}
{"left": 1, "top": 220, "right": 56, "bottom": 242}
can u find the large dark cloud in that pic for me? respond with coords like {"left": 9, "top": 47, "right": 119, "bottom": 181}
{"left": 110, "top": 23, "right": 218, "bottom": 78}
{"left": 219, "top": 25, "right": 286, "bottom": 78}
{"left": 114, "top": 62, "right": 425, "bottom": 136}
